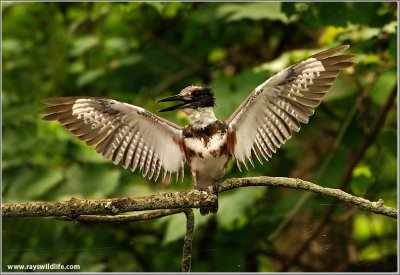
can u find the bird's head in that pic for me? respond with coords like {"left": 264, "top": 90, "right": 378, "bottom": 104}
{"left": 158, "top": 85, "right": 215, "bottom": 112}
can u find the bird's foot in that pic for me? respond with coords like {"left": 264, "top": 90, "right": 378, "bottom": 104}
{"left": 212, "top": 182, "right": 219, "bottom": 194}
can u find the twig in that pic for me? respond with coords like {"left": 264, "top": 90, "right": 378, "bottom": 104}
{"left": 280, "top": 84, "right": 398, "bottom": 271}
{"left": 218, "top": 177, "right": 397, "bottom": 219}
{"left": 56, "top": 209, "right": 184, "bottom": 223}
{"left": 182, "top": 209, "right": 195, "bottom": 272}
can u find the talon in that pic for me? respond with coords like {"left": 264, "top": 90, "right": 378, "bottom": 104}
{"left": 213, "top": 182, "right": 219, "bottom": 194}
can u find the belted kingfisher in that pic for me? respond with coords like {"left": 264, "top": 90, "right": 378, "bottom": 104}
{"left": 43, "top": 45, "right": 355, "bottom": 215}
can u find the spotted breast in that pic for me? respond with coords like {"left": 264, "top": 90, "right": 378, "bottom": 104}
{"left": 182, "top": 121, "right": 230, "bottom": 189}
{"left": 182, "top": 121, "right": 230, "bottom": 214}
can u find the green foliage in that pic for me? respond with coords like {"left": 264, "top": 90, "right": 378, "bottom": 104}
{"left": 216, "top": 3, "right": 289, "bottom": 23}
{"left": 353, "top": 214, "right": 397, "bottom": 261}
{"left": 370, "top": 70, "right": 397, "bottom": 106}
{"left": 2, "top": 2, "right": 397, "bottom": 272}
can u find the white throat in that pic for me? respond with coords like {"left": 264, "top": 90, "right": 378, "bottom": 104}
{"left": 182, "top": 107, "right": 217, "bottom": 129}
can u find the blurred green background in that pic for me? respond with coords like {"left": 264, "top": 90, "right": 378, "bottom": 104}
{"left": 2, "top": 2, "right": 397, "bottom": 272}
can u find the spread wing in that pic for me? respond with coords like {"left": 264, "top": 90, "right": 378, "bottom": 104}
{"left": 226, "top": 45, "right": 356, "bottom": 170}
{"left": 43, "top": 97, "right": 186, "bottom": 182}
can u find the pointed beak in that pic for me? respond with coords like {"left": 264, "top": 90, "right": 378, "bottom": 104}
{"left": 157, "top": 94, "right": 183, "bottom": 103}
{"left": 158, "top": 94, "right": 189, "bottom": 112}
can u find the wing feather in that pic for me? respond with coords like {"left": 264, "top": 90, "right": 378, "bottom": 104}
{"left": 131, "top": 137, "right": 144, "bottom": 172}
{"left": 154, "top": 159, "right": 162, "bottom": 181}
{"left": 122, "top": 129, "right": 136, "bottom": 169}
{"left": 139, "top": 145, "right": 149, "bottom": 173}
{"left": 43, "top": 97, "right": 186, "bottom": 181}
{"left": 227, "top": 45, "right": 356, "bottom": 167}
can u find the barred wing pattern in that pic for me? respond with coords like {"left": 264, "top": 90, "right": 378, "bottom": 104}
{"left": 227, "top": 45, "right": 356, "bottom": 170}
{"left": 43, "top": 97, "right": 186, "bottom": 181}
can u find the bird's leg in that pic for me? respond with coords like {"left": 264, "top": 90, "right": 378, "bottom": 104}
{"left": 211, "top": 181, "right": 219, "bottom": 214}
{"left": 212, "top": 181, "right": 219, "bottom": 194}
{"left": 197, "top": 182, "right": 219, "bottom": 215}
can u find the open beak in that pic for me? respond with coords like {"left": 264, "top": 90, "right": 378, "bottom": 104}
{"left": 158, "top": 94, "right": 190, "bottom": 112}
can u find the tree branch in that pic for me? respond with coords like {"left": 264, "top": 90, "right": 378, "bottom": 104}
{"left": 1, "top": 190, "right": 217, "bottom": 217}
{"left": 218, "top": 177, "right": 397, "bottom": 218}
{"left": 182, "top": 209, "right": 195, "bottom": 272}
{"left": 55, "top": 209, "right": 185, "bottom": 223}
{"left": 2, "top": 177, "right": 397, "bottom": 219}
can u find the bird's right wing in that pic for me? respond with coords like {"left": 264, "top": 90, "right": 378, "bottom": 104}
{"left": 226, "top": 45, "right": 356, "bottom": 170}
{"left": 43, "top": 97, "right": 186, "bottom": 182}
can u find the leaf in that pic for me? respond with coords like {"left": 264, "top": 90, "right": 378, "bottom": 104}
{"left": 350, "top": 165, "right": 374, "bottom": 195}
{"left": 382, "top": 21, "right": 397, "bottom": 35}
{"left": 163, "top": 2, "right": 185, "bottom": 18}
{"left": 109, "top": 54, "right": 142, "bottom": 69}
{"left": 353, "top": 214, "right": 371, "bottom": 242}
{"left": 353, "top": 214, "right": 397, "bottom": 261}
{"left": 370, "top": 70, "right": 397, "bottom": 106}
{"left": 319, "top": 26, "right": 346, "bottom": 45}
{"left": 354, "top": 214, "right": 396, "bottom": 242}
{"left": 69, "top": 35, "right": 99, "bottom": 56}
{"left": 77, "top": 68, "right": 105, "bottom": 87}
{"left": 208, "top": 47, "right": 227, "bottom": 63}
{"left": 359, "top": 245, "right": 388, "bottom": 261}
{"left": 361, "top": 54, "right": 381, "bottom": 64}
{"left": 216, "top": 3, "right": 288, "bottom": 23}
{"left": 145, "top": 2, "right": 164, "bottom": 14}
{"left": 69, "top": 61, "right": 84, "bottom": 74}
{"left": 255, "top": 52, "right": 290, "bottom": 72}
{"left": 105, "top": 37, "right": 129, "bottom": 54}
{"left": 2, "top": 39, "right": 24, "bottom": 57}
{"left": 353, "top": 165, "right": 372, "bottom": 178}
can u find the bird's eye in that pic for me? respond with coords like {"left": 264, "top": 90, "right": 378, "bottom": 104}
{"left": 192, "top": 90, "right": 202, "bottom": 97}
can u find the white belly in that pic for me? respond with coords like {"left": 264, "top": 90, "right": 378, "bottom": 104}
{"left": 190, "top": 154, "right": 228, "bottom": 189}
{"left": 184, "top": 133, "right": 229, "bottom": 190}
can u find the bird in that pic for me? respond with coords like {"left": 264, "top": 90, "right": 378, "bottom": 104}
{"left": 42, "top": 45, "right": 355, "bottom": 215}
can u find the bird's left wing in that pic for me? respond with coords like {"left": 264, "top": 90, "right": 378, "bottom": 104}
{"left": 43, "top": 97, "right": 186, "bottom": 181}
{"left": 226, "top": 45, "right": 356, "bottom": 170}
